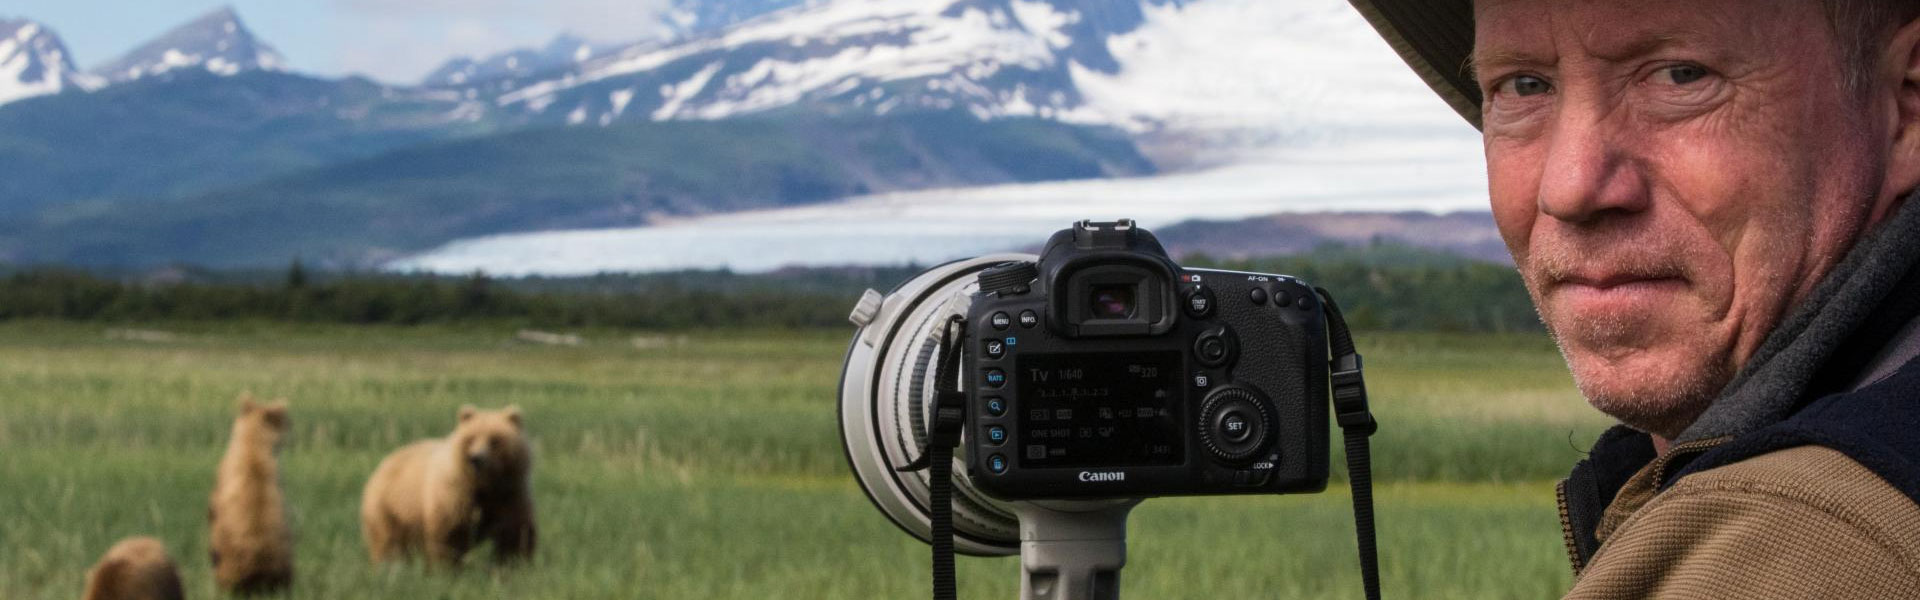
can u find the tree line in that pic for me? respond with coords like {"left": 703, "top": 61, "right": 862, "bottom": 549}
{"left": 0, "top": 247, "right": 1542, "bottom": 332}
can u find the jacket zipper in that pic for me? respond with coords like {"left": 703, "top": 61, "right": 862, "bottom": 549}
{"left": 1556, "top": 478, "right": 1583, "bottom": 576}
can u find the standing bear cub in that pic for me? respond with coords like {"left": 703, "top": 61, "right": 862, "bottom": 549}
{"left": 209, "top": 396, "right": 294, "bottom": 595}
{"left": 360, "top": 405, "right": 537, "bottom": 566}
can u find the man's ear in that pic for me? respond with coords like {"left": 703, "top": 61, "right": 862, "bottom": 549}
{"left": 1884, "top": 16, "right": 1920, "bottom": 207}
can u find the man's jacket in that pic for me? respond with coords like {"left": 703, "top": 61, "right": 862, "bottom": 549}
{"left": 1559, "top": 196, "right": 1920, "bottom": 598}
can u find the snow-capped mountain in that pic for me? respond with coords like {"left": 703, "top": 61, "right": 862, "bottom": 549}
{"left": 475, "top": 0, "right": 1180, "bottom": 127}
{"left": 659, "top": 0, "right": 812, "bottom": 38}
{"left": 423, "top": 1, "right": 809, "bottom": 89}
{"left": 423, "top": 34, "right": 616, "bottom": 87}
{"left": 0, "top": 18, "right": 95, "bottom": 106}
{"left": 91, "top": 6, "right": 284, "bottom": 84}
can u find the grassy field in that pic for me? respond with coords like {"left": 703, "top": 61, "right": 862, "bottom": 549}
{"left": 0, "top": 320, "right": 1612, "bottom": 599}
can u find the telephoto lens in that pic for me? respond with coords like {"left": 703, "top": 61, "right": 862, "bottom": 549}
{"left": 839, "top": 255, "right": 1027, "bottom": 556}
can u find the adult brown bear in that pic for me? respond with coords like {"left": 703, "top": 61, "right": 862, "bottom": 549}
{"left": 208, "top": 396, "right": 294, "bottom": 594}
{"left": 360, "top": 405, "right": 536, "bottom": 567}
{"left": 81, "top": 537, "right": 184, "bottom": 600}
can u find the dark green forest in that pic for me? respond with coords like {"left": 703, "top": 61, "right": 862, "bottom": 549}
{"left": 0, "top": 244, "right": 1538, "bottom": 332}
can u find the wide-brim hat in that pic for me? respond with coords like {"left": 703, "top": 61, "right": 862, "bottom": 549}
{"left": 1348, "top": 0, "right": 1482, "bottom": 129}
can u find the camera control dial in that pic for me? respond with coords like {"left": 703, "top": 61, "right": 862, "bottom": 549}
{"left": 978, "top": 261, "right": 1039, "bottom": 296}
{"left": 1197, "top": 387, "right": 1276, "bottom": 464}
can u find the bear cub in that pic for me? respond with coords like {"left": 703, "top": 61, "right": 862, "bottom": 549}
{"left": 209, "top": 395, "right": 294, "bottom": 595}
{"left": 360, "top": 405, "right": 536, "bottom": 567}
{"left": 82, "top": 537, "right": 184, "bottom": 600}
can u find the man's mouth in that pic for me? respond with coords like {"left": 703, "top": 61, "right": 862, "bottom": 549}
{"left": 1550, "top": 272, "right": 1689, "bottom": 314}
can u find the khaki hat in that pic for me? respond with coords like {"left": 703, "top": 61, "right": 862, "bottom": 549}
{"left": 1348, "top": 0, "right": 1482, "bottom": 129}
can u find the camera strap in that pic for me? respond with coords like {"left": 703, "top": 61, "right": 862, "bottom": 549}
{"left": 897, "top": 315, "right": 969, "bottom": 600}
{"left": 1318, "top": 287, "right": 1382, "bottom": 600}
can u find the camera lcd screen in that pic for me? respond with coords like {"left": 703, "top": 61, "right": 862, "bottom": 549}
{"left": 1014, "top": 351, "right": 1185, "bottom": 468}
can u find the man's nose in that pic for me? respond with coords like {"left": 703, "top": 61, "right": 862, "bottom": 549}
{"left": 1537, "top": 109, "right": 1650, "bottom": 223}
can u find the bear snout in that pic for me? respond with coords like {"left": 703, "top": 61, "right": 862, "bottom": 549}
{"left": 467, "top": 452, "right": 490, "bottom": 470}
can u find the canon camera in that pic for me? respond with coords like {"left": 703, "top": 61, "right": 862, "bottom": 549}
{"left": 838, "top": 219, "right": 1379, "bottom": 600}
{"left": 964, "top": 219, "right": 1330, "bottom": 499}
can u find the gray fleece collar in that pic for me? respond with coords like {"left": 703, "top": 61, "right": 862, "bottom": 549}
{"left": 1677, "top": 193, "right": 1920, "bottom": 443}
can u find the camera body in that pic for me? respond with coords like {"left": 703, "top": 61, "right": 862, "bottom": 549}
{"left": 964, "top": 220, "right": 1330, "bottom": 500}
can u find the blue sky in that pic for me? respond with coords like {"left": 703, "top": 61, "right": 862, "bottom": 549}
{"left": 5, "top": 0, "right": 673, "bottom": 84}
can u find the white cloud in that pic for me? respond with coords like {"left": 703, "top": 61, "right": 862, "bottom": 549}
{"left": 327, "top": 0, "right": 675, "bottom": 83}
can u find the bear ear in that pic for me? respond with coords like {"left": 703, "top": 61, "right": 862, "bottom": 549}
{"left": 505, "top": 405, "right": 523, "bottom": 428}
{"left": 261, "top": 403, "right": 289, "bottom": 429}
{"left": 458, "top": 404, "right": 478, "bottom": 423}
{"left": 237, "top": 392, "right": 256, "bottom": 413}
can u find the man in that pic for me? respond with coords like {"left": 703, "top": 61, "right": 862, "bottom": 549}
{"left": 1348, "top": 0, "right": 1920, "bottom": 596}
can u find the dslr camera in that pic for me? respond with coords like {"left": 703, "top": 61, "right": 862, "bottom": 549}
{"left": 840, "top": 219, "right": 1376, "bottom": 600}
{"left": 964, "top": 219, "right": 1329, "bottom": 499}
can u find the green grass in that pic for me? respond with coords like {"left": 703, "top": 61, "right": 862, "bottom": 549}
{"left": 0, "top": 321, "right": 1611, "bottom": 598}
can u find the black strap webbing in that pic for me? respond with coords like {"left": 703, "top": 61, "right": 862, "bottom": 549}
{"left": 897, "top": 316, "right": 968, "bottom": 600}
{"left": 1319, "top": 287, "right": 1382, "bottom": 600}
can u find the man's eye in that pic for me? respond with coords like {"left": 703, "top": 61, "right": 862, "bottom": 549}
{"left": 1659, "top": 64, "right": 1709, "bottom": 85}
{"left": 1501, "top": 75, "right": 1553, "bottom": 97}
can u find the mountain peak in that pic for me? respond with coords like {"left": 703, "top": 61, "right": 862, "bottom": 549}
{"left": 0, "top": 18, "right": 93, "bottom": 106}
{"left": 422, "top": 33, "right": 610, "bottom": 88}
{"left": 91, "top": 6, "right": 285, "bottom": 83}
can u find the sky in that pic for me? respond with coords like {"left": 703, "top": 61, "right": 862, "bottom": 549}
{"left": 3, "top": 0, "right": 676, "bottom": 84}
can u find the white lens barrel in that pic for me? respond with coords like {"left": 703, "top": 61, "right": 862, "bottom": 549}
{"left": 839, "top": 254, "right": 1036, "bottom": 556}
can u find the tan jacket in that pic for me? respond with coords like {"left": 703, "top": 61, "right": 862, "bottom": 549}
{"left": 1561, "top": 443, "right": 1920, "bottom": 598}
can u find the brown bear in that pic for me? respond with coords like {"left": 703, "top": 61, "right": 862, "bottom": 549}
{"left": 360, "top": 404, "right": 536, "bottom": 567}
{"left": 82, "top": 537, "right": 184, "bottom": 600}
{"left": 208, "top": 395, "right": 294, "bottom": 595}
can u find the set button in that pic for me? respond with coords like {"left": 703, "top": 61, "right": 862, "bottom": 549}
{"left": 1221, "top": 411, "right": 1252, "bottom": 442}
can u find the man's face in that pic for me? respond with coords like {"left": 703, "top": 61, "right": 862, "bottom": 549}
{"left": 1474, "top": 0, "right": 1893, "bottom": 438}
